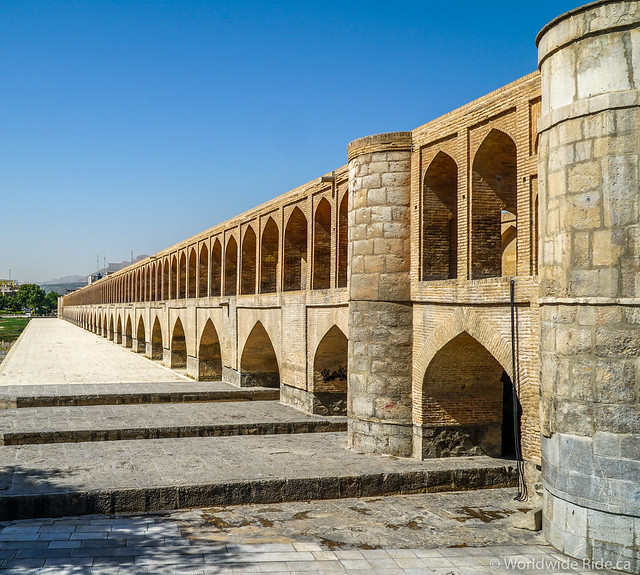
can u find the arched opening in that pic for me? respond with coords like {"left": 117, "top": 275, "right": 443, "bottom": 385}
{"left": 337, "top": 193, "right": 348, "bottom": 288}
{"left": 125, "top": 316, "right": 132, "bottom": 348}
{"left": 151, "top": 264, "right": 156, "bottom": 301}
{"left": 471, "top": 129, "right": 517, "bottom": 279}
{"left": 501, "top": 220, "right": 517, "bottom": 277}
{"left": 162, "top": 260, "right": 169, "bottom": 300}
{"left": 170, "top": 318, "right": 187, "bottom": 368}
{"left": 115, "top": 315, "right": 122, "bottom": 344}
{"left": 199, "top": 244, "right": 209, "bottom": 297}
{"left": 419, "top": 332, "right": 520, "bottom": 458}
{"left": 188, "top": 248, "right": 196, "bottom": 298}
{"left": 283, "top": 207, "right": 307, "bottom": 291}
{"left": 179, "top": 253, "right": 187, "bottom": 299}
{"left": 240, "top": 322, "right": 279, "bottom": 387}
{"left": 241, "top": 227, "right": 257, "bottom": 294}
{"left": 313, "top": 198, "right": 331, "bottom": 289}
{"left": 422, "top": 152, "right": 458, "bottom": 280}
{"left": 171, "top": 256, "right": 178, "bottom": 299}
{"left": 146, "top": 266, "right": 152, "bottom": 301}
{"left": 151, "top": 317, "right": 163, "bottom": 360}
{"left": 312, "top": 325, "right": 348, "bottom": 415}
{"left": 211, "top": 239, "right": 222, "bottom": 297}
{"left": 224, "top": 237, "right": 237, "bottom": 296}
{"left": 108, "top": 315, "right": 114, "bottom": 340}
{"left": 102, "top": 314, "right": 108, "bottom": 337}
{"left": 198, "top": 319, "right": 222, "bottom": 380}
{"left": 135, "top": 317, "right": 145, "bottom": 353}
{"left": 260, "top": 218, "right": 278, "bottom": 293}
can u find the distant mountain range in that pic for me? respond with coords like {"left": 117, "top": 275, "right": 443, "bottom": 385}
{"left": 42, "top": 255, "right": 150, "bottom": 285}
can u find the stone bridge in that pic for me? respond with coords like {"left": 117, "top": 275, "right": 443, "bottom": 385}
{"left": 61, "top": 2, "right": 640, "bottom": 569}
{"left": 62, "top": 71, "right": 542, "bottom": 466}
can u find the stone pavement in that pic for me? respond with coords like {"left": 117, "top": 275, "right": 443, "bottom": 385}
{"left": 0, "top": 401, "right": 347, "bottom": 445}
{"left": 0, "top": 319, "right": 187, "bottom": 385}
{"left": 0, "top": 489, "right": 618, "bottom": 573}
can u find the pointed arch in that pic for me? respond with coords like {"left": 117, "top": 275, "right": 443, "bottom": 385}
{"left": 337, "top": 192, "right": 348, "bottom": 288}
{"left": 135, "top": 316, "right": 145, "bottom": 353}
{"left": 198, "top": 319, "right": 222, "bottom": 380}
{"left": 501, "top": 221, "right": 517, "bottom": 277}
{"left": 151, "top": 317, "right": 163, "bottom": 360}
{"left": 125, "top": 316, "right": 132, "bottom": 348}
{"left": 313, "top": 198, "right": 332, "bottom": 289}
{"left": 419, "top": 331, "right": 520, "bottom": 458}
{"left": 179, "top": 253, "right": 187, "bottom": 298}
{"left": 241, "top": 227, "right": 257, "bottom": 294}
{"left": 115, "top": 315, "right": 122, "bottom": 344}
{"left": 422, "top": 151, "right": 458, "bottom": 280}
{"left": 162, "top": 260, "right": 169, "bottom": 300}
{"left": 199, "top": 243, "right": 209, "bottom": 297}
{"left": 187, "top": 248, "right": 197, "bottom": 298}
{"left": 151, "top": 263, "right": 157, "bottom": 301}
{"left": 260, "top": 217, "right": 279, "bottom": 293}
{"left": 471, "top": 129, "right": 517, "bottom": 279}
{"left": 224, "top": 236, "right": 237, "bottom": 296}
{"left": 283, "top": 207, "right": 308, "bottom": 291}
{"left": 240, "top": 322, "right": 279, "bottom": 387}
{"left": 211, "top": 239, "right": 222, "bottom": 297}
{"left": 313, "top": 325, "right": 348, "bottom": 415}
{"left": 170, "top": 317, "right": 187, "bottom": 368}
{"left": 171, "top": 256, "right": 178, "bottom": 299}
{"left": 108, "top": 315, "right": 114, "bottom": 340}
{"left": 145, "top": 266, "right": 153, "bottom": 301}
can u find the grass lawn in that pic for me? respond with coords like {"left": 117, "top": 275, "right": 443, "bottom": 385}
{"left": 0, "top": 317, "right": 30, "bottom": 341}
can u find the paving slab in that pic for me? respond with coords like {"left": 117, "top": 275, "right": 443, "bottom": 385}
{"left": 0, "top": 491, "right": 619, "bottom": 573}
{"left": 0, "top": 381, "right": 279, "bottom": 409}
{"left": 0, "top": 401, "right": 346, "bottom": 445}
{"left": 0, "top": 433, "right": 516, "bottom": 520}
{"left": 0, "top": 319, "right": 187, "bottom": 386}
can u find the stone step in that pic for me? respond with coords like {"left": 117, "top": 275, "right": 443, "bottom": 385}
{"left": 0, "top": 432, "right": 516, "bottom": 520}
{"left": 0, "top": 401, "right": 346, "bottom": 445}
{"left": 0, "top": 381, "right": 279, "bottom": 409}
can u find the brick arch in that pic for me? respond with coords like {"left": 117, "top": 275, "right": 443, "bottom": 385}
{"left": 422, "top": 150, "right": 458, "bottom": 281}
{"left": 413, "top": 309, "right": 513, "bottom": 393}
{"left": 148, "top": 313, "right": 164, "bottom": 356}
{"left": 170, "top": 317, "right": 187, "bottom": 368}
{"left": 197, "top": 319, "right": 222, "bottom": 380}
{"left": 115, "top": 313, "right": 123, "bottom": 344}
{"left": 239, "top": 320, "right": 280, "bottom": 388}
{"left": 313, "top": 324, "right": 348, "bottom": 397}
{"left": 470, "top": 123, "right": 518, "bottom": 159}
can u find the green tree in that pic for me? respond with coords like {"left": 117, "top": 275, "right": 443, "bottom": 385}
{"left": 0, "top": 293, "right": 5, "bottom": 311}
{"left": 43, "top": 291, "right": 60, "bottom": 314}
{"left": 15, "top": 284, "right": 46, "bottom": 312}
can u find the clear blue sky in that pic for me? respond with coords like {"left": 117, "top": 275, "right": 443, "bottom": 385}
{"left": 1, "top": 0, "right": 583, "bottom": 283}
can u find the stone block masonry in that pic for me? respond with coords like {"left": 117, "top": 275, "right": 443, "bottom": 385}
{"left": 538, "top": 1, "right": 640, "bottom": 571}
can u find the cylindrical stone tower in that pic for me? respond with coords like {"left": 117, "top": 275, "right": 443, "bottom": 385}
{"left": 538, "top": 1, "right": 640, "bottom": 571}
{"left": 346, "top": 132, "right": 414, "bottom": 456}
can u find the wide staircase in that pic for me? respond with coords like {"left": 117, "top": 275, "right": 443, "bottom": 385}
{"left": 0, "top": 321, "right": 516, "bottom": 520}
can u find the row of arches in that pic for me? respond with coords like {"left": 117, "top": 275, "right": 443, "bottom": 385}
{"left": 422, "top": 128, "right": 533, "bottom": 280}
{"left": 76, "top": 310, "right": 348, "bottom": 397}
{"left": 64, "top": 305, "right": 521, "bottom": 458}
{"left": 65, "top": 194, "right": 348, "bottom": 307}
